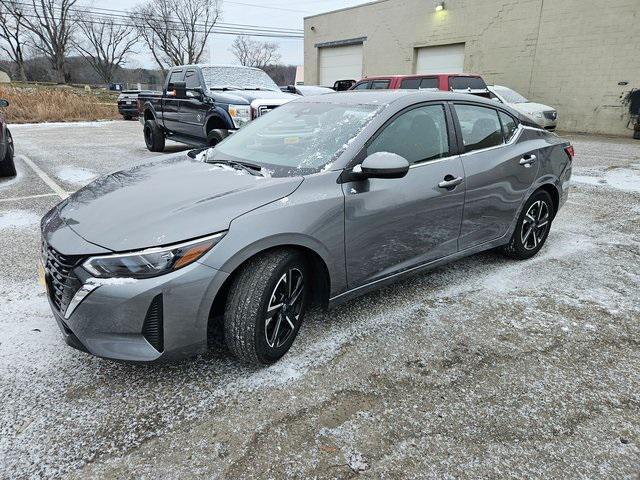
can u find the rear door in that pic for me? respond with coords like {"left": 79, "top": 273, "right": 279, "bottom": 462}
{"left": 177, "top": 68, "right": 208, "bottom": 139}
{"left": 343, "top": 102, "right": 465, "bottom": 288}
{"left": 162, "top": 68, "right": 184, "bottom": 132}
{"left": 451, "top": 103, "right": 539, "bottom": 250}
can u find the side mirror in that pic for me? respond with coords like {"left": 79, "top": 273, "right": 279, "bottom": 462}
{"left": 169, "top": 81, "right": 187, "bottom": 99}
{"left": 356, "top": 152, "right": 410, "bottom": 179}
{"left": 0, "top": 99, "right": 8, "bottom": 108}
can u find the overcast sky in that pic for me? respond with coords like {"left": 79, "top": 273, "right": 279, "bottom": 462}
{"left": 79, "top": 0, "right": 370, "bottom": 68}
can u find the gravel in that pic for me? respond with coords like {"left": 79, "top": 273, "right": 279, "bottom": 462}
{"left": 0, "top": 123, "right": 638, "bottom": 479}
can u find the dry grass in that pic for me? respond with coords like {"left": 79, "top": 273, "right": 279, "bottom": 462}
{"left": 0, "top": 84, "right": 120, "bottom": 124}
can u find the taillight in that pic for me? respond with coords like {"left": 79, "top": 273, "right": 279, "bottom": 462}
{"left": 564, "top": 145, "right": 574, "bottom": 161}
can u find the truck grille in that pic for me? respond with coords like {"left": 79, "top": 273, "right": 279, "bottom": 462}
{"left": 42, "top": 242, "right": 84, "bottom": 314}
{"left": 543, "top": 110, "right": 557, "bottom": 120}
{"left": 255, "top": 105, "right": 277, "bottom": 117}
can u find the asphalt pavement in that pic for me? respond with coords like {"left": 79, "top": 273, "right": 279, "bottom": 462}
{"left": 0, "top": 120, "right": 638, "bottom": 479}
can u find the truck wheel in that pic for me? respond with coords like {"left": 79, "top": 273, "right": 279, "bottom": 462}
{"left": 634, "top": 129, "right": 640, "bottom": 140}
{"left": 0, "top": 129, "right": 16, "bottom": 178}
{"left": 207, "top": 130, "right": 224, "bottom": 147}
{"left": 144, "top": 119, "right": 165, "bottom": 152}
{"left": 224, "top": 249, "right": 309, "bottom": 366}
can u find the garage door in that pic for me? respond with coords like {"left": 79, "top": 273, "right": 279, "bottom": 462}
{"left": 319, "top": 44, "right": 363, "bottom": 87}
{"left": 416, "top": 44, "right": 465, "bottom": 74}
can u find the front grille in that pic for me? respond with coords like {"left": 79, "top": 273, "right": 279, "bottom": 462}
{"left": 256, "top": 105, "right": 277, "bottom": 117}
{"left": 544, "top": 110, "right": 557, "bottom": 120}
{"left": 42, "top": 243, "right": 83, "bottom": 314}
{"left": 142, "top": 294, "right": 164, "bottom": 352}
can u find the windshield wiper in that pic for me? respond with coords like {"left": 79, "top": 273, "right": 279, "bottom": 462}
{"left": 209, "top": 85, "right": 241, "bottom": 91}
{"left": 206, "top": 158, "right": 263, "bottom": 176}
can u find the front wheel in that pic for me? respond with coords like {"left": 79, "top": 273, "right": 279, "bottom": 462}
{"left": 504, "top": 190, "right": 554, "bottom": 260}
{"left": 0, "top": 129, "right": 16, "bottom": 177}
{"left": 143, "top": 119, "right": 165, "bottom": 152}
{"left": 224, "top": 250, "right": 308, "bottom": 365}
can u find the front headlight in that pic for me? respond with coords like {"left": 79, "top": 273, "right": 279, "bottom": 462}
{"left": 82, "top": 232, "right": 226, "bottom": 279}
{"left": 532, "top": 111, "right": 543, "bottom": 119}
{"left": 228, "top": 104, "right": 251, "bottom": 128}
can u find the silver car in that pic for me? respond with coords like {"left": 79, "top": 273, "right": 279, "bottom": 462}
{"left": 41, "top": 91, "right": 574, "bottom": 365}
{"left": 488, "top": 85, "right": 558, "bottom": 131}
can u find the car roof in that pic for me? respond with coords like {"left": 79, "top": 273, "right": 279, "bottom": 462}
{"left": 359, "top": 73, "right": 482, "bottom": 81}
{"left": 295, "top": 89, "right": 497, "bottom": 106}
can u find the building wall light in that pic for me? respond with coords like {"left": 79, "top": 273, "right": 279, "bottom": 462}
{"left": 435, "top": 2, "right": 445, "bottom": 11}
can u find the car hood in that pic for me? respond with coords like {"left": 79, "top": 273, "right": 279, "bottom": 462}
{"left": 511, "top": 102, "right": 554, "bottom": 115}
{"left": 208, "top": 89, "right": 297, "bottom": 105}
{"left": 55, "top": 155, "right": 303, "bottom": 252}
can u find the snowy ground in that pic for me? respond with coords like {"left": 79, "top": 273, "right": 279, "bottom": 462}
{"left": 0, "top": 122, "right": 638, "bottom": 479}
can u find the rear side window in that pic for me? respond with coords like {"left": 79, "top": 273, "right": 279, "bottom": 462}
{"left": 419, "top": 78, "right": 438, "bottom": 89}
{"left": 400, "top": 78, "right": 420, "bottom": 89}
{"left": 449, "top": 76, "right": 486, "bottom": 90}
{"left": 499, "top": 111, "right": 518, "bottom": 142}
{"left": 370, "top": 80, "right": 390, "bottom": 89}
{"left": 454, "top": 104, "right": 504, "bottom": 152}
{"left": 367, "top": 104, "right": 449, "bottom": 164}
{"left": 352, "top": 82, "right": 370, "bottom": 90}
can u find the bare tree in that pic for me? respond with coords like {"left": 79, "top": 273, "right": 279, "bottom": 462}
{"left": 0, "top": 0, "right": 28, "bottom": 80}
{"left": 230, "top": 35, "right": 281, "bottom": 69}
{"left": 132, "top": 0, "right": 220, "bottom": 71}
{"left": 1, "top": 0, "right": 78, "bottom": 83}
{"left": 73, "top": 16, "right": 137, "bottom": 84}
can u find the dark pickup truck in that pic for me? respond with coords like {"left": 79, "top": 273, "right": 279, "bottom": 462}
{"left": 138, "top": 64, "right": 296, "bottom": 152}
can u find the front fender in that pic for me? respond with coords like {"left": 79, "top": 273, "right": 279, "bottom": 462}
{"left": 203, "top": 106, "right": 234, "bottom": 137}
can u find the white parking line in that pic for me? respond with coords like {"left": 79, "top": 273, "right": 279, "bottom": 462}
{"left": 0, "top": 192, "right": 64, "bottom": 203}
{"left": 18, "top": 155, "right": 68, "bottom": 199}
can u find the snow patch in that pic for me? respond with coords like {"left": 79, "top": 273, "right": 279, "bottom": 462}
{"left": 572, "top": 165, "right": 640, "bottom": 193}
{"left": 0, "top": 210, "right": 40, "bottom": 230}
{"left": 56, "top": 167, "right": 98, "bottom": 184}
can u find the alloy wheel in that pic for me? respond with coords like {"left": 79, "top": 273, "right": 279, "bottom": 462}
{"left": 521, "top": 200, "right": 550, "bottom": 250}
{"left": 265, "top": 268, "right": 304, "bottom": 349}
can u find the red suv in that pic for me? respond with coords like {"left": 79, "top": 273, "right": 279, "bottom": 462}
{"left": 350, "top": 73, "right": 489, "bottom": 97}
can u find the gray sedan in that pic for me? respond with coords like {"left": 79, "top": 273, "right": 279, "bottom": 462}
{"left": 41, "top": 91, "right": 574, "bottom": 365}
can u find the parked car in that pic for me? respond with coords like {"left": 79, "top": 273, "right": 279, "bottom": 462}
{"left": 0, "top": 99, "right": 15, "bottom": 178}
{"left": 350, "top": 73, "right": 490, "bottom": 97}
{"left": 488, "top": 85, "right": 557, "bottom": 131}
{"left": 117, "top": 90, "right": 153, "bottom": 120}
{"left": 280, "top": 85, "right": 334, "bottom": 96}
{"left": 138, "top": 64, "right": 297, "bottom": 152}
{"left": 40, "top": 90, "right": 573, "bottom": 365}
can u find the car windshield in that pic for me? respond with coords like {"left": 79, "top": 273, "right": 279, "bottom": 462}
{"left": 201, "top": 65, "right": 279, "bottom": 91}
{"left": 493, "top": 86, "right": 529, "bottom": 104}
{"left": 211, "top": 101, "right": 383, "bottom": 175}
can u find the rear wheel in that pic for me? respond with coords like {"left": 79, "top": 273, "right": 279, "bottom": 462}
{"left": 143, "top": 119, "right": 165, "bottom": 152}
{"left": 504, "top": 190, "right": 553, "bottom": 260}
{"left": 224, "top": 250, "right": 308, "bottom": 366}
{"left": 0, "top": 129, "right": 16, "bottom": 177}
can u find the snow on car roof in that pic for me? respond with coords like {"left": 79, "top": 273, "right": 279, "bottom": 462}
{"left": 294, "top": 89, "right": 503, "bottom": 106}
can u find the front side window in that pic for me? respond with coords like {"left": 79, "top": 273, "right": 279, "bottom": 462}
{"left": 455, "top": 104, "right": 504, "bottom": 152}
{"left": 499, "top": 111, "right": 518, "bottom": 142}
{"left": 400, "top": 78, "right": 420, "bottom": 89}
{"left": 419, "top": 78, "right": 438, "bottom": 89}
{"left": 370, "top": 80, "right": 390, "bottom": 90}
{"left": 185, "top": 70, "right": 201, "bottom": 89}
{"left": 367, "top": 104, "right": 449, "bottom": 164}
{"left": 213, "top": 102, "right": 383, "bottom": 175}
{"left": 168, "top": 70, "right": 184, "bottom": 85}
{"left": 352, "top": 82, "right": 370, "bottom": 90}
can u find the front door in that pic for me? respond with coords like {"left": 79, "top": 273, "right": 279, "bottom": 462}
{"left": 343, "top": 103, "right": 465, "bottom": 288}
{"left": 162, "top": 69, "right": 184, "bottom": 132}
{"left": 452, "top": 103, "right": 540, "bottom": 250}
{"left": 177, "top": 69, "right": 208, "bottom": 140}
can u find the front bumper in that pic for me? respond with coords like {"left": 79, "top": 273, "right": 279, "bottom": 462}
{"left": 48, "top": 261, "right": 229, "bottom": 362}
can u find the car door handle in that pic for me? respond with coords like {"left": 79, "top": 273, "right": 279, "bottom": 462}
{"left": 438, "top": 175, "right": 464, "bottom": 189}
{"left": 519, "top": 154, "right": 537, "bottom": 167}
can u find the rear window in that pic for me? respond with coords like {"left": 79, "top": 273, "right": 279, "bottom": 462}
{"left": 449, "top": 76, "right": 487, "bottom": 90}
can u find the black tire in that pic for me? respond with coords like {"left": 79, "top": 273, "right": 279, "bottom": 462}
{"left": 504, "top": 190, "right": 554, "bottom": 260}
{"left": 143, "top": 119, "right": 165, "bottom": 152}
{"left": 634, "top": 129, "right": 640, "bottom": 140}
{"left": 0, "top": 129, "right": 16, "bottom": 178}
{"left": 224, "top": 249, "right": 309, "bottom": 366}
{"left": 206, "top": 130, "right": 224, "bottom": 147}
